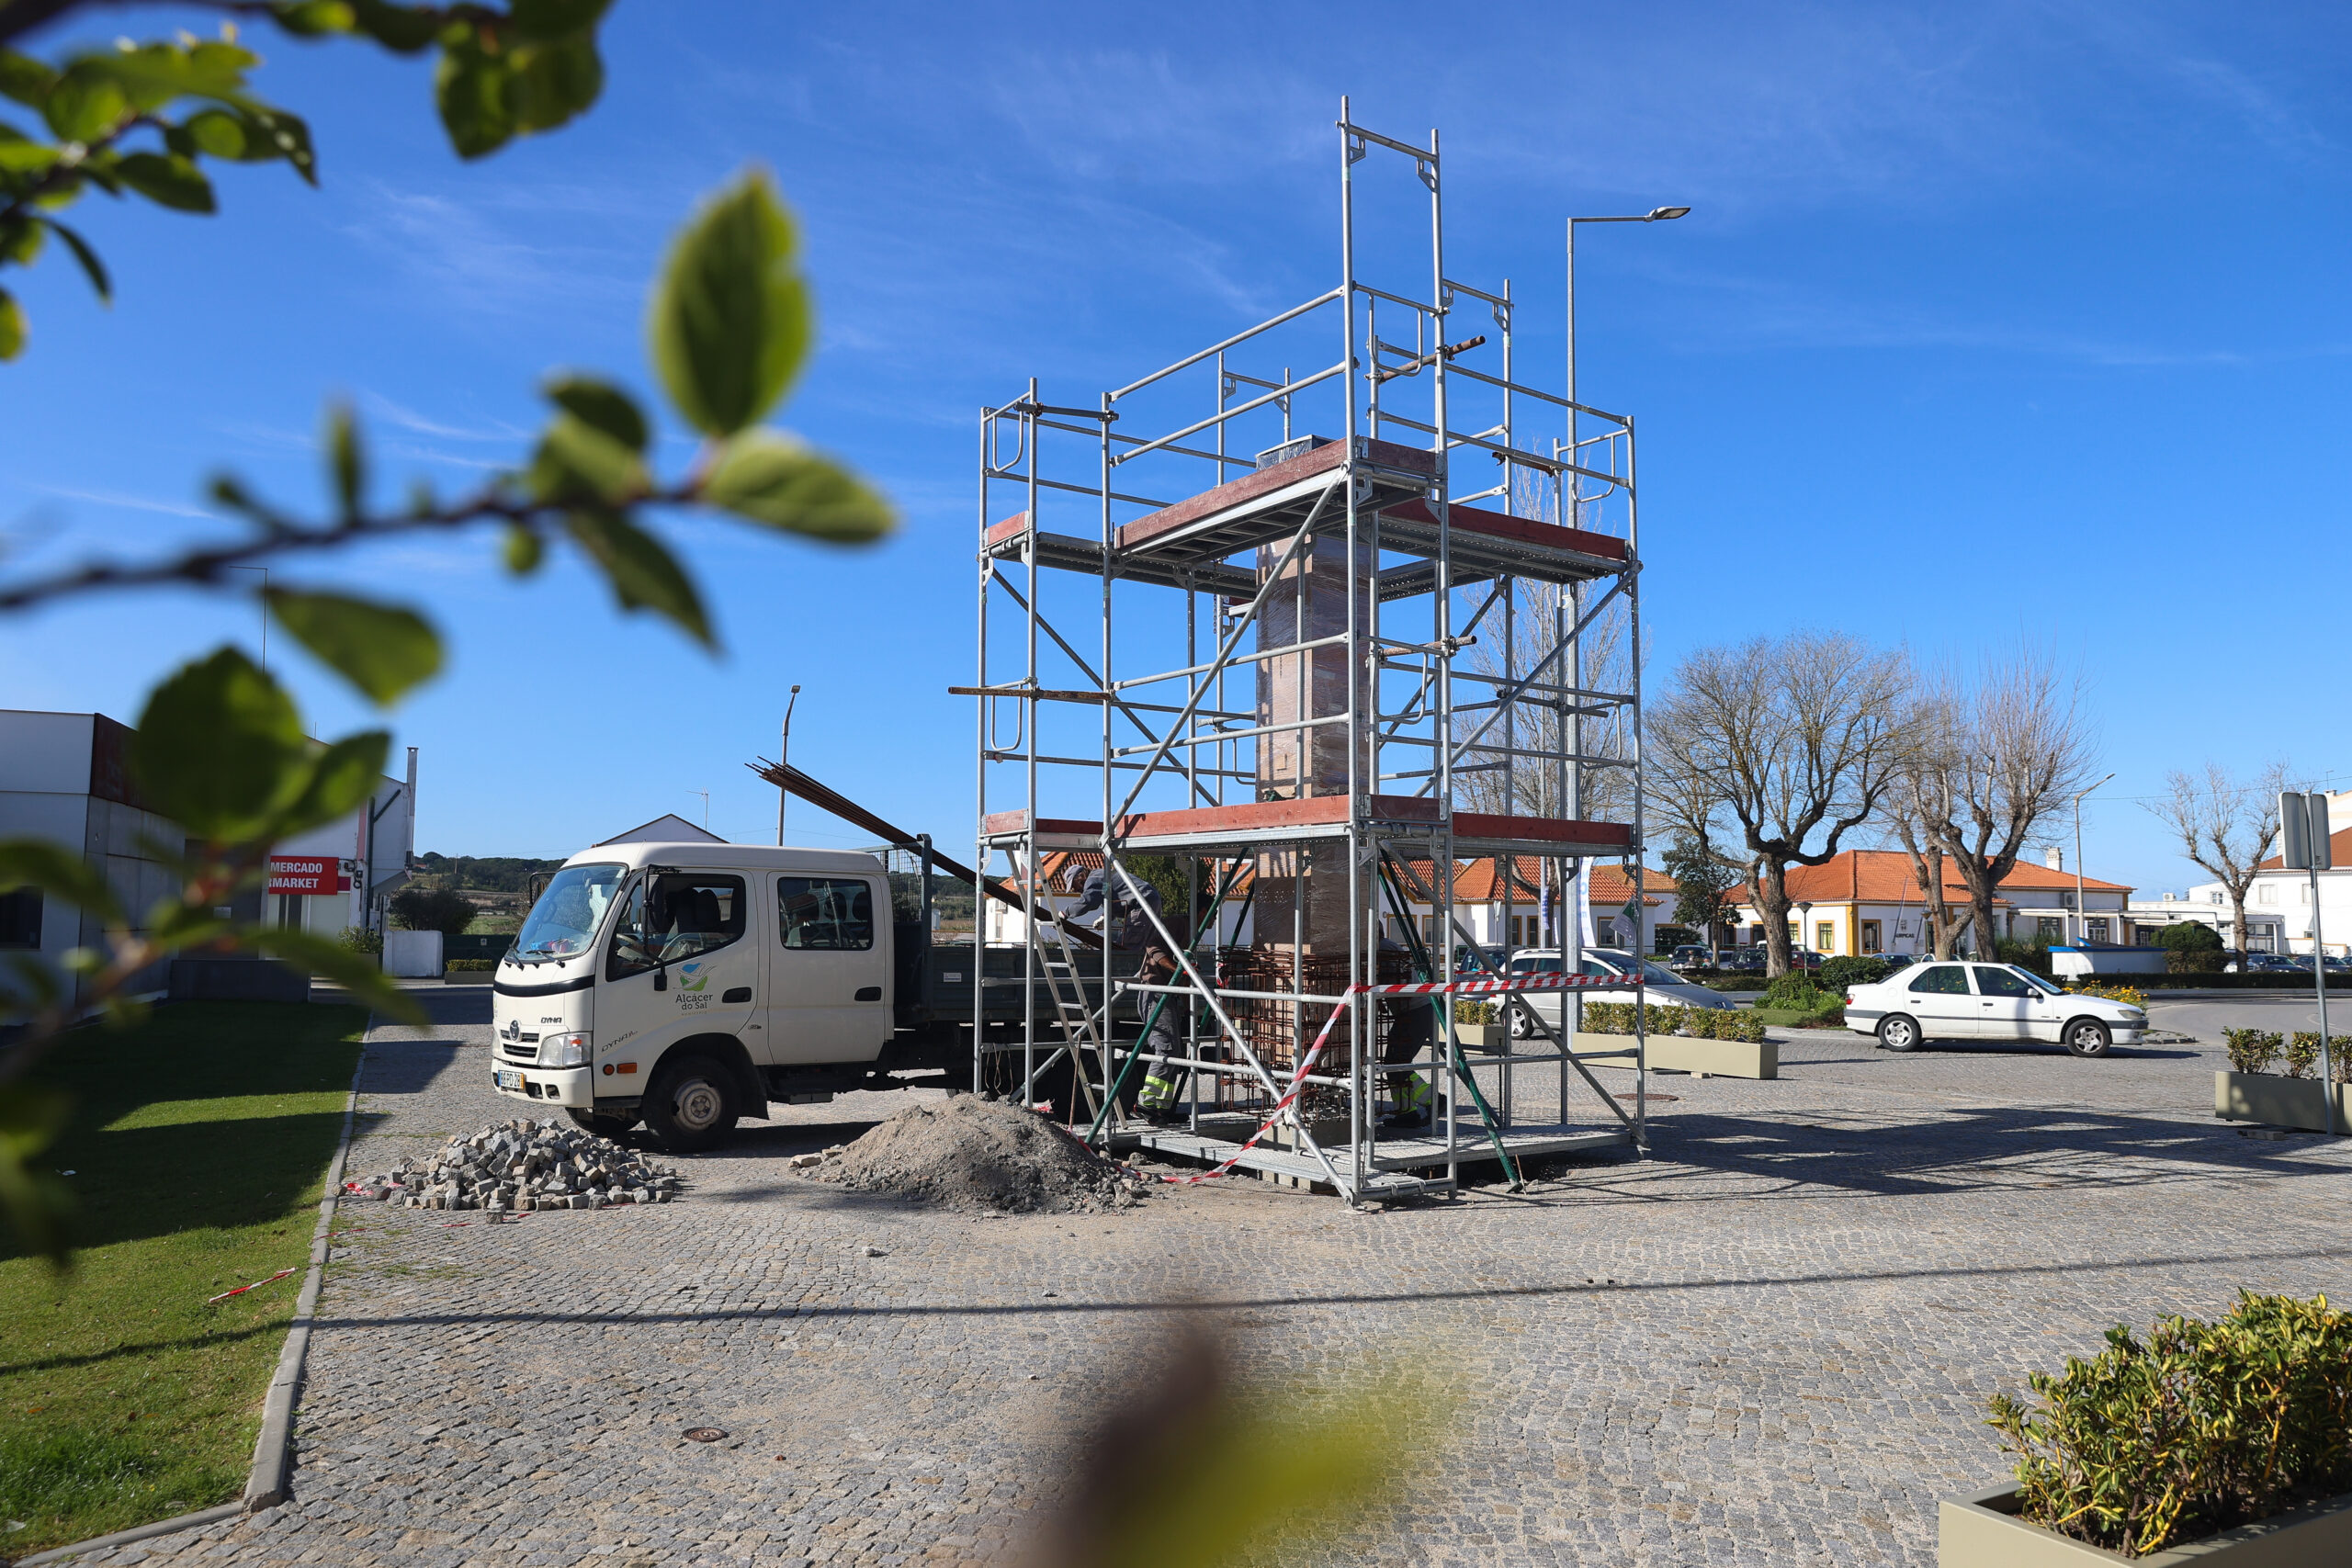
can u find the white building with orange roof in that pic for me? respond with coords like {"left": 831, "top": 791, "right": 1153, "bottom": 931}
{"left": 1722, "top": 847, "right": 2133, "bottom": 959}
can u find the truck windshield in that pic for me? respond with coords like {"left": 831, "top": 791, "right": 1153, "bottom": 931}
{"left": 514, "top": 863, "right": 624, "bottom": 961}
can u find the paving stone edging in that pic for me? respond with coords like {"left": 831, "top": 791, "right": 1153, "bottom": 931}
{"left": 10, "top": 1034, "right": 368, "bottom": 1566}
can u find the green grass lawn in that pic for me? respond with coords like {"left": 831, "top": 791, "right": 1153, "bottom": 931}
{"left": 0, "top": 1000, "right": 365, "bottom": 1553}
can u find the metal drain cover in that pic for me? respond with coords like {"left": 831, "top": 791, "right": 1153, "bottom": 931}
{"left": 684, "top": 1427, "right": 728, "bottom": 1442}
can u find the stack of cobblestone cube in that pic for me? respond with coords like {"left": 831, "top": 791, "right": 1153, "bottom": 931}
{"left": 355, "top": 1119, "right": 683, "bottom": 1212}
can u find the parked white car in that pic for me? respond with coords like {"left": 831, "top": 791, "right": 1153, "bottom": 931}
{"left": 1500, "top": 948, "right": 1733, "bottom": 1039}
{"left": 1842, "top": 961, "right": 2147, "bottom": 1057}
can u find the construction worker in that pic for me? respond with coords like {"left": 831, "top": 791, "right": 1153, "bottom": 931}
{"left": 1381, "top": 986, "right": 1438, "bottom": 1129}
{"left": 1131, "top": 943, "right": 1189, "bottom": 1125}
{"left": 1070, "top": 865, "right": 1165, "bottom": 951}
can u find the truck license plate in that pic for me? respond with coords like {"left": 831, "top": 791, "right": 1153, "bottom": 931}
{"left": 496, "top": 1069, "right": 524, "bottom": 1091}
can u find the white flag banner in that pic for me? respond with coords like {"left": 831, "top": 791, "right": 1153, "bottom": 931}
{"left": 1577, "top": 859, "right": 1597, "bottom": 947}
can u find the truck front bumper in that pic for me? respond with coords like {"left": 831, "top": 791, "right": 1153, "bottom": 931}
{"left": 492, "top": 1064, "right": 593, "bottom": 1109}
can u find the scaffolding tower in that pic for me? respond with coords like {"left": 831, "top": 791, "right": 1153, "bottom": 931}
{"left": 971, "top": 99, "right": 1648, "bottom": 1203}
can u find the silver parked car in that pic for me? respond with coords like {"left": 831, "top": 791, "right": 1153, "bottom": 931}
{"left": 1498, "top": 948, "right": 1733, "bottom": 1038}
{"left": 1842, "top": 961, "right": 2146, "bottom": 1057}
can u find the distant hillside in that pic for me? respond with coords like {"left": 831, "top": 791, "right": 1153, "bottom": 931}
{"left": 413, "top": 852, "right": 568, "bottom": 895}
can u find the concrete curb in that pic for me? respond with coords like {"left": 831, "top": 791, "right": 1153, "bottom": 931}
{"left": 243, "top": 1036, "right": 368, "bottom": 1509}
{"left": 12, "top": 1503, "right": 245, "bottom": 1565}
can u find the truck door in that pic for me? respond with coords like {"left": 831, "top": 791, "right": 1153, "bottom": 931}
{"left": 763, "top": 872, "right": 890, "bottom": 1064}
{"left": 600, "top": 871, "right": 756, "bottom": 1071}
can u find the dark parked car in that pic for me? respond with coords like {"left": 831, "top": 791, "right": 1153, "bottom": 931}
{"left": 1720, "top": 947, "right": 1768, "bottom": 974}
{"left": 1877, "top": 953, "right": 1916, "bottom": 973}
{"left": 1668, "top": 944, "right": 1714, "bottom": 970}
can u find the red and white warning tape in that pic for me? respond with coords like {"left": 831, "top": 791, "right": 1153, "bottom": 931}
{"left": 1157, "top": 988, "right": 1358, "bottom": 1186}
{"left": 206, "top": 1268, "right": 298, "bottom": 1305}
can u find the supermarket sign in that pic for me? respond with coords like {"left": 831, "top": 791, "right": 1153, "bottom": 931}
{"left": 266, "top": 856, "right": 350, "bottom": 895}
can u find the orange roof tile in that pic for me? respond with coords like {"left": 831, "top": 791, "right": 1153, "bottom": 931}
{"left": 1729, "top": 848, "right": 2128, "bottom": 909}
{"left": 2258, "top": 826, "right": 2352, "bottom": 872}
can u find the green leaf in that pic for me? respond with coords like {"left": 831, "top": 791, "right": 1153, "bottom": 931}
{"left": 262, "top": 589, "right": 441, "bottom": 705}
{"left": 503, "top": 525, "right": 544, "bottom": 575}
{"left": 345, "top": 0, "right": 443, "bottom": 53}
{"left": 183, "top": 107, "right": 248, "bottom": 157}
{"left": 130, "top": 647, "right": 311, "bottom": 841}
{"left": 545, "top": 374, "right": 646, "bottom": 452}
{"left": 115, "top": 152, "right": 216, "bottom": 213}
{"left": 703, "top": 431, "right": 896, "bottom": 544}
{"left": 0, "top": 289, "right": 22, "bottom": 360}
{"left": 648, "top": 169, "right": 810, "bottom": 437}
{"left": 564, "top": 509, "right": 712, "bottom": 646}
{"left": 0, "top": 128, "right": 60, "bottom": 175}
{"left": 433, "top": 36, "right": 514, "bottom": 160}
{"left": 0, "top": 1085, "right": 78, "bottom": 1269}
{"left": 527, "top": 414, "right": 646, "bottom": 505}
{"left": 271, "top": 1, "right": 358, "bottom": 37}
{"left": 509, "top": 31, "right": 602, "bottom": 134}
{"left": 0, "top": 51, "right": 58, "bottom": 108}
{"left": 41, "top": 67, "right": 126, "bottom": 142}
{"left": 509, "top": 0, "right": 616, "bottom": 39}
{"left": 41, "top": 219, "right": 110, "bottom": 303}
{"left": 0, "top": 216, "right": 40, "bottom": 266}
{"left": 0, "top": 839, "right": 125, "bottom": 923}
{"left": 276, "top": 730, "right": 391, "bottom": 836}
{"left": 247, "top": 926, "right": 424, "bottom": 1023}
{"left": 326, "top": 401, "right": 364, "bottom": 517}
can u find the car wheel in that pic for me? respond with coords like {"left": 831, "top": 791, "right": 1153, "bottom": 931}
{"left": 2063, "top": 1019, "right": 2112, "bottom": 1058}
{"left": 1878, "top": 1014, "right": 1922, "bottom": 1053}
{"left": 1509, "top": 1002, "right": 1537, "bottom": 1040}
{"left": 643, "top": 1054, "right": 740, "bottom": 1153}
{"left": 566, "top": 1108, "right": 639, "bottom": 1139}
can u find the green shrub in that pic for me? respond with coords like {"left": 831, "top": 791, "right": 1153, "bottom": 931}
{"left": 2152, "top": 922, "right": 2223, "bottom": 953}
{"left": 1729, "top": 1010, "right": 1768, "bottom": 1043}
{"left": 1819, "top": 955, "right": 1889, "bottom": 988}
{"left": 390, "top": 886, "right": 479, "bottom": 937}
{"left": 445, "top": 957, "right": 496, "bottom": 972}
{"left": 1996, "top": 939, "right": 2055, "bottom": 978}
{"left": 2285, "top": 1032, "right": 2323, "bottom": 1079}
{"left": 2169, "top": 947, "right": 2228, "bottom": 975}
{"left": 2223, "top": 1028, "right": 2282, "bottom": 1075}
{"left": 1989, "top": 1292, "right": 2352, "bottom": 1558}
{"left": 336, "top": 924, "right": 382, "bottom": 958}
{"left": 1683, "top": 1008, "right": 1720, "bottom": 1040}
{"left": 1453, "top": 999, "right": 1494, "bottom": 1026}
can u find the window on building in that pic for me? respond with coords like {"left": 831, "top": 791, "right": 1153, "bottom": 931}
{"left": 1815, "top": 921, "right": 1835, "bottom": 952}
{"left": 1860, "top": 919, "right": 1882, "bottom": 953}
{"left": 1596, "top": 919, "right": 1617, "bottom": 944}
{"left": 2036, "top": 917, "right": 2064, "bottom": 942}
{"left": 2259, "top": 885, "right": 2278, "bottom": 905}
{"left": 2086, "top": 918, "right": 2109, "bottom": 942}
{"left": 0, "top": 887, "right": 40, "bottom": 949}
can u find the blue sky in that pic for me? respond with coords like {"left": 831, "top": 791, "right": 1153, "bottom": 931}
{"left": 2, "top": 1, "right": 2346, "bottom": 893}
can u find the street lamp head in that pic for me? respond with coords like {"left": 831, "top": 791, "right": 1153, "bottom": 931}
{"left": 1647, "top": 206, "right": 1691, "bottom": 220}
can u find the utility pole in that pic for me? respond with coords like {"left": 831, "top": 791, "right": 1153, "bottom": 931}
{"left": 2071, "top": 772, "right": 2114, "bottom": 947}
{"left": 777, "top": 684, "right": 802, "bottom": 846}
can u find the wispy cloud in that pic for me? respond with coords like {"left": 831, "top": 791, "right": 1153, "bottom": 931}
{"left": 28, "top": 485, "right": 220, "bottom": 520}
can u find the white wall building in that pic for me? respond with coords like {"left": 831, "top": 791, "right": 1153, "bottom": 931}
{"left": 2133, "top": 791, "right": 2352, "bottom": 957}
{"left": 0, "top": 708, "right": 417, "bottom": 998}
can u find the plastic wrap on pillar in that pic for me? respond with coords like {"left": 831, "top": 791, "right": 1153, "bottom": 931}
{"left": 1254, "top": 535, "right": 1374, "bottom": 958}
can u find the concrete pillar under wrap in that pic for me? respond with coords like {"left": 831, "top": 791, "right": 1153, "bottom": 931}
{"left": 1254, "top": 535, "right": 1374, "bottom": 961}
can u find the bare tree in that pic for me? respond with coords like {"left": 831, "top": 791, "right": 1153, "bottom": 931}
{"left": 1917, "top": 649, "right": 2098, "bottom": 959}
{"left": 1450, "top": 582, "right": 1634, "bottom": 822}
{"left": 2146, "top": 761, "right": 2291, "bottom": 957}
{"left": 1886, "top": 680, "right": 1969, "bottom": 959}
{"left": 1650, "top": 631, "right": 1912, "bottom": 977}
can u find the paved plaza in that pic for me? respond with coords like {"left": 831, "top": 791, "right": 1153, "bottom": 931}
{"left": 83, "top": 989, "right": 2352, "bottom": 1567}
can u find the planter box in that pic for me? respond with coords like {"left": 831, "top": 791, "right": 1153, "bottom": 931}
{"left": 1940, "top": 1483, "right": 2352, "bottom": 1566}
{"left": 1453, "top": 1023, "right": 1496, "bottom": 1049}
{"left": 2213, "top": 1071, "right": 2351, "bottom": 1134}
{"left": 1574, "top": 1031, "right": 1777, "bottom": 1080}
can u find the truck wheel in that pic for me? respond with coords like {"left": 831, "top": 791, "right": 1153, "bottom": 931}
{"left": 567, "top": 1109, "right": 639, "bottom": 1139}
{"left": 643, "top": 1054, "right": 740, "bottom": 1153}
{"left": 2063, "top": 1019, "right": 2112, "bottom": 1058}
{"left": 1878, "top": 1014, "right": 1922, "bottom": 1053}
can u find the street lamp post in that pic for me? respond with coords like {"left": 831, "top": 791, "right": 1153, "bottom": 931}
{"left": 776, "top": 684, "right": 802, "bottom": 846}
{"left": 1564, "top": 201, "right": 1688, "bottom": 980}
{"left": 2071, "top": 772, "right": 2115, "bottom": 947}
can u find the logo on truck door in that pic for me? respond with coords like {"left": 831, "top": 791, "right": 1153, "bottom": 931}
{"left": 678, "top": 961, "right": 711, "bottom": 993}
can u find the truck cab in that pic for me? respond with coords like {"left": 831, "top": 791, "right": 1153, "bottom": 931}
{"left": 492, "top": 842, "right": 898, "bottom": 1151}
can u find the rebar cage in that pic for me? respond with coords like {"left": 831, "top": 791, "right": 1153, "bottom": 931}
{"left": 970, "top": 99, "right": 1649, "bottom": 1203}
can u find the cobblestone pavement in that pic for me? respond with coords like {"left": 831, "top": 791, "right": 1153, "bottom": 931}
{"left": 86, "top": 989, "right": 2352, "bottom": 1567}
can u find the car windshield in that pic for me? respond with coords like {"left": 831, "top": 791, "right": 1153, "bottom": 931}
{"left": 1591, "top": 950, "right": 1684, "bottom": 986}
{"left": 513, "top": 863, "right": 624, "bottom": 961}
{"left": 2013, "top": 967, "right": 2066, "bottom": 996}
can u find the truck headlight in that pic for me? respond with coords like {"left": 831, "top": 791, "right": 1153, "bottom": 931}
{"left": 542, "top": 1032, "right": 591, "bottom": 1068}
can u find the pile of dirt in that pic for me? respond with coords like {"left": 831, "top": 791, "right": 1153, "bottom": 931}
{"left": 800, "top": 1095, "right": 1150, "bottom": 1213}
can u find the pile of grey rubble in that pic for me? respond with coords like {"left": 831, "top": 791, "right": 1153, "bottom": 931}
{"left": 797, "top": 1094, "right": 1151, "bottom": 1213}
{"left": 351, "top": 1119, "right": 683, "bottom": 1212}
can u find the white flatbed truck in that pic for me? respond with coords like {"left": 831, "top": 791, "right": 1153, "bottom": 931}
{"left": 490, "top": 840, "right": 1117, "bottom": 1150}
